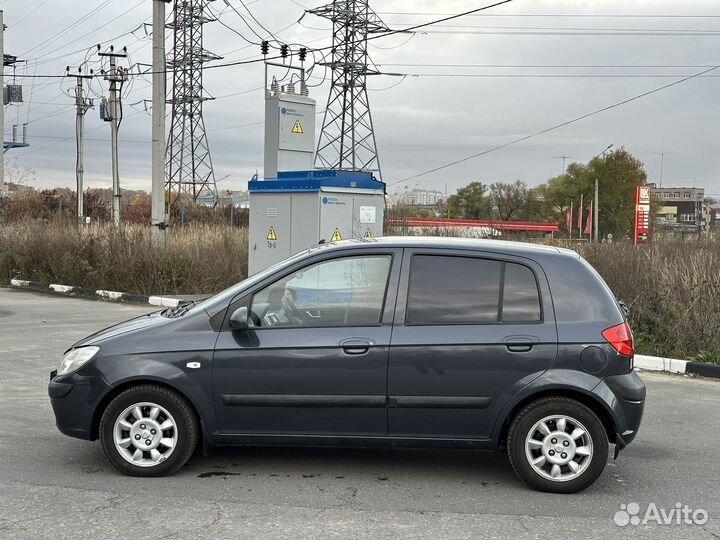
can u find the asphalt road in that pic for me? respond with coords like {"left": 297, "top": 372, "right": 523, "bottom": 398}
{"left": 1, "top": 287, "right": 719, "bottom": 539}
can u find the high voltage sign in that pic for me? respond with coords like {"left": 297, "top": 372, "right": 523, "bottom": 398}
{"left": 291, "top": 120, "right": 304, "bottom": 134}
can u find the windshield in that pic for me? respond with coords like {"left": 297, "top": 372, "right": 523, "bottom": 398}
{"left": 198, "top": 248, "right": 313, "bottom": 317}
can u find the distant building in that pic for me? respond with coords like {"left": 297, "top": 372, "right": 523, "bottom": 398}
{"left": 197, "top": 190, "right": 250, "bottom": 208}
{"left": 710, "top": 204, "right": 720, "bottom": 228}
{"left": 389, "top": 188, "right": 445, "bottom": 209}
{"left": 649, "top": 185, "right": 710, "bottom": 232}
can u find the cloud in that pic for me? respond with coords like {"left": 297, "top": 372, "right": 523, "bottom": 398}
{"left": 4, "top": 0, "right": 720, "bottom": 197}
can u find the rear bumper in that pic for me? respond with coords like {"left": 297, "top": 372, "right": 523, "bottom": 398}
{"left": 49, "top": 372, "right": 111, "bottom": 441}
{"left": 593, "top": 370, "right": 646, "bottom": 447}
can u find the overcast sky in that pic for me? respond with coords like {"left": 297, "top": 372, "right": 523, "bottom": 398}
{"left": 2, "top": 0, "right": 719, "bottom": 197}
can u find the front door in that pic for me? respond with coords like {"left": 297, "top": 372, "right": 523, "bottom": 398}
{"left": 213, "top": 250, "right": 400, "bottom": 436}
{"left": 388, "top": 250, "right": 558, "bottom": 440}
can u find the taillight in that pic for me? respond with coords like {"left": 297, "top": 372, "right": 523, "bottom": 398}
{"left": 602, "top": 322, "right": 634, "bottom": 358}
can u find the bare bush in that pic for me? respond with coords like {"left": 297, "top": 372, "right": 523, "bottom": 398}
{"left": 0, "top": 221, "right": 248, "bottom": 296}
{"left": 1, "top": 219, "right": 718, "bottom": 360}
{"left": 582, "top": 240, "right": 720, "bottom": 359}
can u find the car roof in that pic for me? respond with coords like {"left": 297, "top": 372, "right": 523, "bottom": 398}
{"left": 317, "top": 236, "right": 579, "bottom": 259}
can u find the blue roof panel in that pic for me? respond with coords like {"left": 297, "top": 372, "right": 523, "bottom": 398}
{"left": 249, "top": 170, "right": 386, "bottom": 193}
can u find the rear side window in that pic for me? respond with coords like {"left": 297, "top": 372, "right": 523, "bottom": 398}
{"left": 406, "top": 255, "right": 541, "bottom": 325}
{"left": 502, "top": 263, "right": 541, "bottom": 322}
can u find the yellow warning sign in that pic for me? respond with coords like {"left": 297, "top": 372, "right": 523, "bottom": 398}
{"left": 267, "top": 226, "right": 277, "bottom": 241}
{"left": 291, "top": 120, "right": 304, "bottom": 134}
{"left": 331, "top": 228, "right": 342, "bottom": 242}
{"left": 364, "top": 229, "right": 373, "bottom": 239}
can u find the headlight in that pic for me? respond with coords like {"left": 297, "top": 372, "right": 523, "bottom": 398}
{"left": 57, "top": 346, "right": 100, "bottom": 376}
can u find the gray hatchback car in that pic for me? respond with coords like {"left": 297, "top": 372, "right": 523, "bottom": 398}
{"left": 49, "top": 237, "right": 645, "bottom": 493}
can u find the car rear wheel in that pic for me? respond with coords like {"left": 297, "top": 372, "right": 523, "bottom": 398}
{"left": 99, "top": 384, "right": 199, "bottom": 477}
{"left": 507, "top": 397, "right": 609, "bottom": 493}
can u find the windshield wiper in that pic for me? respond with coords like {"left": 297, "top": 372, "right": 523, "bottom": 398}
{"left": 163, "top": 300, "right": 195, "bottom": 318}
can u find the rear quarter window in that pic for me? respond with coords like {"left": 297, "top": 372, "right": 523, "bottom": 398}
{"left": 546, "top": 255, "right": 623, "bottom": 324}
{"left": 502, "top": 262, "right": 542, "bottom": 322}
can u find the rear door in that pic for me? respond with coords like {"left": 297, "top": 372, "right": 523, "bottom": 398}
{"left": 387, "top": 248, "right": 558, "bottom": 440}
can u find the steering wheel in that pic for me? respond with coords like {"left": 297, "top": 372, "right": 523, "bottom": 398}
{"left": 281, "top": 295, "right": 305, "bottom": 326}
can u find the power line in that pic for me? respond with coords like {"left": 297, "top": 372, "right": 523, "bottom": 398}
{"left": 8, "top": 0, "right": 53, "bottom": 30}
{"left": 362, "top": 0, "right": 517, "bottom": 45}
{"left": 388, "top": 73, "right": 720, "bottom": 79}
{"left": 7, "top": 1, "right": 524, "bottom": 80}
{"left": 407, "top": 24, "right": 720, "bottom": 32}
{"left": 378, "top": 63, "right": 719, "bottom": 69}
{"left": 208, "top": 2, "right": 263, "bottom": 46}
{"left": 236, "top": 0, "right": 282, "bottom": 43}
{"left": 30, "top": 1, "right": 147, "bottom": 64}
{"left": 20, "top": 0, "right": 116, "bottom": 58}
{"left": 376, "top": 12, "right": 720, "bottom": 19}
{"left": 419, "top": 29, "right": 720, "bottom": 36}
{"left": 389, "top": 64, "right": 720, "bottom": 187}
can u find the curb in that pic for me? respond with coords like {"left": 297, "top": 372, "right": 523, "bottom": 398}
{"left": 9, "top": 279, "right": 184, "bottom": 308}
{"left": 635, "top": 354, "right": 720, "bottom": 380}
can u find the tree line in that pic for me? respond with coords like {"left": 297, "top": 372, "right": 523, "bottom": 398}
{"left": 394, "top": 148, "right": 649, "bottom": 238}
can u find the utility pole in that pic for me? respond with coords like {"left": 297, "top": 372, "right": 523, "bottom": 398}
{"left": 553, "top": 155, "right": 574, "bottom": 176}
{"left": 99, "top": 46, "right": 128, "bottom": 226}
{"left": 1, "top": 11, "right": 5, "bottom": 195}
{"left": 152, "top": 0, "right": 171, "bottom": 243}
{"left": 67, "top": 67, "right": 94, "bottom": 225}
{"left": 593, "top": 144, "right": 614, "bottom": 243}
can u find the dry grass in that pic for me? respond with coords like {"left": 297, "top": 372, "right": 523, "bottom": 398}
{"left": 2, "top": 220, "right": 718, "bottom": 359}
{"left": 0, "top": 221, "right": 248, "bottom": 296}
{"left": 581, "top": 240, "right": 720, "bottom": 360}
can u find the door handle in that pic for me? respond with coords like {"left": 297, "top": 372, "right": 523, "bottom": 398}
{"left": 503, "top": 335, "right": 538, "bottom": 353}
{"left": 340, "top": 338, "right": 372, "bottom": 355}
{"left": 305, "top": 310, "right": 322, "bottom": 319}
{"left": 506, "top": 344, "right": 533, "bottom": 353}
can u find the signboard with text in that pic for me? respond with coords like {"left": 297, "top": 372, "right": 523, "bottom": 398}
{"left": 634, "top": 185, "right": 651, "bottom": 246}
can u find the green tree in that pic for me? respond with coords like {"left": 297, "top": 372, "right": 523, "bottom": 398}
{"left": 447, "top": 181, "right": 492, "bottom": 219}
{"left": 490, "top": 180, "right": 530, "bottom": 221}
{"left": 535, "top": 148, "right": 647, "bottom": 238}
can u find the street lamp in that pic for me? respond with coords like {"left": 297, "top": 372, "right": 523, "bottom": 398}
{"left": 594, "top": 144, "right": 614, "bottom": 243}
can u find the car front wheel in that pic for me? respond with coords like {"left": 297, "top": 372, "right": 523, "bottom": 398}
{"left": 507, "top": 397, "right": 609, "bottom": 493}
{"left": 99, "top": 384, "right": 199, "bottom": 477}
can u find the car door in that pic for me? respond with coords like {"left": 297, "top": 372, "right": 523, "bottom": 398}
{"left": 213, "top": 248, "right": 401, "bottom": 437}
{"left": 387, "top": 249, "right": 558, "bottom": 440}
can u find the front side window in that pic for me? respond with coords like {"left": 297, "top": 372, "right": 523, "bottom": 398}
{"left": 405, "top": 255, "right": 541, "bottom": 325}
{"left": 250, "top": 255, "right": 391, "bottom": 328}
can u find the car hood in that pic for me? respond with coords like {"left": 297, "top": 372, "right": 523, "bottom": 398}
{"left": 70, "top": 310, "right": 170, "bottom": 349}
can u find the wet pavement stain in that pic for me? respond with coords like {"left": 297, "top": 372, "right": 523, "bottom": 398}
{"left": 197, "top": 471, "right": 242, "bottom": 479}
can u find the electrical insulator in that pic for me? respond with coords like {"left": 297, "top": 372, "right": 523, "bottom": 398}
{"left": 280, "top": 44, "right": 289, "bottom": 59}
{"left": 299, "top": 48, "right": 307, "bottom": 62}
{"left": 261, "top": 41, "right": 269, "bottom": 55}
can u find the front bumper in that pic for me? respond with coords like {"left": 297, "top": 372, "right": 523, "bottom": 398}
{"left": 48, "top": 370, "right": 111, "bottom": 441}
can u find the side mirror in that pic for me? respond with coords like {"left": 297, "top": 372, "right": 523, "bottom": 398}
{"left": 229, "top": 306, "right": 249, "bottom": 330}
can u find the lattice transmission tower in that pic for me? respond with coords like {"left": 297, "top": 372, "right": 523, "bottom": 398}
{"left": 309, "top": 1, "right": 389, "bottom": 180}
{"left": 166, "top": 0, "right": 221, "bottom": 207}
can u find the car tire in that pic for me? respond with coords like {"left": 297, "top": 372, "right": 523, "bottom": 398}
{"left": 507, "top": 397, "right": 609, "bottom": 493}
{"left": 99, "top": 384, "right": 199, "bottom": 477}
